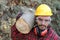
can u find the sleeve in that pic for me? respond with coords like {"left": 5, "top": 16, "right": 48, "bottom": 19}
{"left": 11, "top": 24, "right": 18, "bottom": 40}
{"left": 53, "top": 33, "right": 60, "bottom": 40}
{"left": 51, "top": 29, "right": 60, "bottom": 40}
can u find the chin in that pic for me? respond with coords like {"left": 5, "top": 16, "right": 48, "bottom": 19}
{"left": 39, "top": 27, "right": 47, "bottom": 30}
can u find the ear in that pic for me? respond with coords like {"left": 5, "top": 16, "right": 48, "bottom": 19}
{"left": 50, "top": 17, "right": 52, "bottom": 21}
{"left": 48, "top": 17, "right": 52, "bottom": 24}
{"left": 34, "top": 17, "right": 37, "bottom": 25}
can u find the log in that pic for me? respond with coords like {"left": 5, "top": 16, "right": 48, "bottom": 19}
{"left": 16, "top": 7, "right": 35, "bottom": 34}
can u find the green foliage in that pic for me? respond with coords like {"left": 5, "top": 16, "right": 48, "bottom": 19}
{"left": 0, "top": 0, "right": 60, "bottom": 40}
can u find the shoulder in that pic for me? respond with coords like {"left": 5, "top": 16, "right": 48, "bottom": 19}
{"left": 11, "top": 23, "right": 20, "bottom": 34}
{"left": 11, "top": 23, "right": 17, "bottom": 32}
{"left": 48, "top": 27, "right": 60, "bottom": 40}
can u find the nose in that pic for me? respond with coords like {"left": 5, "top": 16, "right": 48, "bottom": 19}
{"left": 41, "top": 21, "right": 45, "bottom": 25}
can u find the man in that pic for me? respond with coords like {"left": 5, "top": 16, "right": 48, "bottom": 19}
{"left": 11, "top": 4, "right": 60, "bottom": 40}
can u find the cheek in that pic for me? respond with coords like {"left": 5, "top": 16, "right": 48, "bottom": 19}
{"left": 36, "top": 21, "right": 41, "bottom": 25}
{"left": 37, "top": 22, "right": 49, "bottom": 26}
{"left": 45, "top": 23, "right": 49, "bottom": 27}
{"left": 36, "top": 20, "right": 50, "bottom": 26}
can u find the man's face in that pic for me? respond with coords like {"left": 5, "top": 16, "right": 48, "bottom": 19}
{"left": 36, "top": 16, "right": 51, "bottom": 30}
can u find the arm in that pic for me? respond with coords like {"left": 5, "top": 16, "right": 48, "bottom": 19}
{"left": 51, "top": 28, "right": 60, "bottom": 40}
{"left": 11, "top": 24, "right": 18, "bottom": 40}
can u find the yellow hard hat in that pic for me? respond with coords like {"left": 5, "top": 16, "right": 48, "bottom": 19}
{"left": 35, "top": 4, "right": 53, "bottom": 16}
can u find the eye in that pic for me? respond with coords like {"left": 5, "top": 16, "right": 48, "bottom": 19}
{"left": 45, "top": 20, "right": 50, "bottom": 22}
{"left": 38, "top": 18, "right": 43, "bottom": 21}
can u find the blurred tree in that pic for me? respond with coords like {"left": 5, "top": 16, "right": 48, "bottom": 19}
{"left": 0, "top": 0, "right": 60, "bottom": 40}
